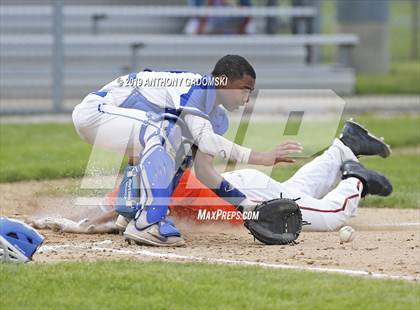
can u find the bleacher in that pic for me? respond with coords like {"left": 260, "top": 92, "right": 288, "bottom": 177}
{"left": 0, "top": 4, "right": 359, "bottom": 113}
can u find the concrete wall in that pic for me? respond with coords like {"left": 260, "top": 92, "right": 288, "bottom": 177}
{"left": 337, "top": 0, "right": 389, "bottom": 74}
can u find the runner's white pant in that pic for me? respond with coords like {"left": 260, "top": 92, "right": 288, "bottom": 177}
{"left": 223, "top": 139, "right": 363, "bottom": 231}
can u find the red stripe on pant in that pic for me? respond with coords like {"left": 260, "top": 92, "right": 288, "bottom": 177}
{"left": 298, "top": 193, "right": 359, "bottom": 213}
{"left": 299, "top": 180, "right": 362, "bottom": 213}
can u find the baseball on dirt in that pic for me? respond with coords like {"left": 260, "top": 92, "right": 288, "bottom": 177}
{"left": 339, "top": 226, "right": 355, "bottom": 243}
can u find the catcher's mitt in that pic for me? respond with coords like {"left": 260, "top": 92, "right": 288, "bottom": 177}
{"left": 244, "top": 198, "right": 302, "bottom": 245}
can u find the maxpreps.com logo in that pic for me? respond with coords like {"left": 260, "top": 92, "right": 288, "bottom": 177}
{"left": 197, "top": 209, "right": 259, "bottom": 221}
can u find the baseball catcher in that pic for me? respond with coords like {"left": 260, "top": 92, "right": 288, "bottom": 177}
{"left": 71, "top": 55, "right": 304, "bottom": 247}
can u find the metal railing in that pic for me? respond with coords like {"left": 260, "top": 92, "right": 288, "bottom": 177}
{"left": 0, "top": 3, "right": 359, "bottom": 114}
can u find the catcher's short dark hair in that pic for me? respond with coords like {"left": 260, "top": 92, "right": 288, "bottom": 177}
{"left": 212, "top": 55, "right": 256, "bottom": 81}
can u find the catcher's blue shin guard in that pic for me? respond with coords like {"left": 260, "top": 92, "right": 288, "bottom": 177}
{"left": 115, "top": 165, "right": 141, "bottom": 219}
{"left": 134, "top": 118, "right": 184, "bottom": 238}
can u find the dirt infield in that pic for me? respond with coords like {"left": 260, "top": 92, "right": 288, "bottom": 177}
{"left": 1, "top": 179, "right": 419, "bottom": 281}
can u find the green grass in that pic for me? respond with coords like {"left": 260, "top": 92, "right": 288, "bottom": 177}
{"left": 356, "top": 61, "right": 420, "bottom": 94}
{"left": 225, "top": 114, "right": 420, "bottom": 150}
{"left": 341, "top": 114, "right": 420, "bottom": 149}
{"left": 0, "top": 123, "right": 91, "bottom": 182}
{"left": 1, "top": 115, "right": 419, "bottom": 208}
{"left": 359, "top": 151, "right": 420, "bottom": 208}
{"left": 1, "top": 260, "right": 419, "bottom": 310}
{"left": 1, "top": 115, "right": 418, "bottom": 183}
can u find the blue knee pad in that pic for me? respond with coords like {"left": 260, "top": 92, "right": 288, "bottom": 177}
{"left": 115, "top": 165, "right": 141, "bottom": 219}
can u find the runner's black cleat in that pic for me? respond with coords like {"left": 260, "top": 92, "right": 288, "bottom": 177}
{"left": 341, "top": 160, "right": 393, "bottom": 197}
{"left": 340, "top": 120, "right": 391, "bottom": 158}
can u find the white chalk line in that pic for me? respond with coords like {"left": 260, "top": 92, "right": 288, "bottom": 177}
{"left": 350, "top": 221, "right": 420, "bottom": 231}
{"left": 367, "top": 222, "right": 420, "bottom": 227}
{"left": 39, "top": 240, "right": 419, "bottom": 283}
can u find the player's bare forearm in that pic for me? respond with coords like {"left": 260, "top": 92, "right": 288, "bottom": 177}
{"left": 194, "top": 149, "right": 223, "bottom": 189}
{"left": 248, "top": 141, "right": 303, "bottom": 166}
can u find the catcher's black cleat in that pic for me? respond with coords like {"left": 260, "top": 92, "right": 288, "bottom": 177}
{"left": 341, "top": 160, "right": 393, "bottom": 197}
{"left": 339, "top": 120, "right": 391, "bottom": 158}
